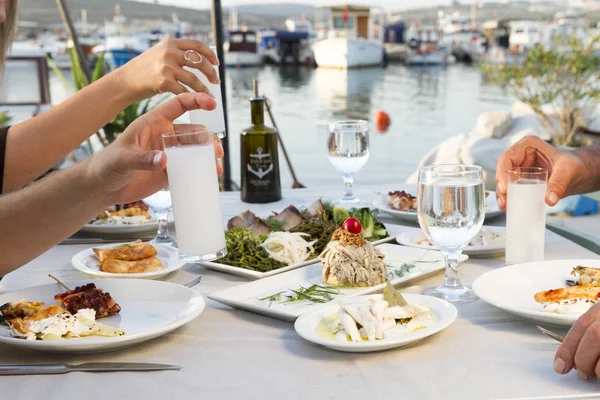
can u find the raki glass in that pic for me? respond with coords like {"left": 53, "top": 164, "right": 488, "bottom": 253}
{"left": 327, "top": 120, "right": 370, "bottom": 205}
{"left": 417, "top": 164, "right": 485, "bottom": 302}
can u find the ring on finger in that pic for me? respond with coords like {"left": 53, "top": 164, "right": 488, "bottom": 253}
{"left": 184, "top": 50, "right": 203, "bottom": 65}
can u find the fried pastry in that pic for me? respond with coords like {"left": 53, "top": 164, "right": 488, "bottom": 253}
{"left": 93, "top": 240, "right": 157, "bottom": 262}
{"left": 99, "top": 257, "right": 164, "bottom": 274}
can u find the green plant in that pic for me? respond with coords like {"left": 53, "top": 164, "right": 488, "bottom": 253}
{"left": 481, "top": 36, "right": 600, "bottom": 147}
{"left": 0, "top": 111, "right": 11, "bottom": 127}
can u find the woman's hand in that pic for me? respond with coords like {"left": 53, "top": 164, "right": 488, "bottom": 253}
{"left": 86, "top": 93, "right": 224, "bottom": 205}
{"left": 495, "top": 136, "right": 586, "bottom": 210}
{"left": 554, "top": 302, "right": 600, "bottom": 380}
{"left": 116, "top": 39, "right": 221, "bottom": 102}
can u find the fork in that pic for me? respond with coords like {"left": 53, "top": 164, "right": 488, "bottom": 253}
{"left": 537, "top": 326, "right": 566, "bottom": 343}
{"left": 183, "top": 275, "right": 202, "bottom": 288}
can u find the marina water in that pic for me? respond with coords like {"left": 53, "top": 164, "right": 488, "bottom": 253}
{"left": 46, "top": 64, "right": 514, "bottom": 190}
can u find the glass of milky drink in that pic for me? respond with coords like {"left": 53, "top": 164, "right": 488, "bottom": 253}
{"left": 162, "top": 127, "right": 227, "bottom": 262}
{"left": 505, "top": 167, "right": 548, "bottom": 265}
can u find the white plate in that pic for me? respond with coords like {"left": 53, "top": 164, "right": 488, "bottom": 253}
{"left": 80, "top": 221, "right": 159, "bottom": 235}
{"left": 0, "top": 279, "right": 205, "bottom": 353}
{"left": 295, "top": 294, "right": 458, "bottom": 352}
{"left": 209, "top": 243, "right": 467, "bottom": 321}
{"left": 201, "top": 224, "right": 408, "bottom": 280}
{"left": 71, "top": 243, "right": 186, "bottom": 280}
{"left": 472, "top": 259, "right": 600, "bottom": 326}
{"left": 373, "top": 187, "right": 504, "bottom": 222}
{"left": 396, "top": 226, "right": 506, "bottom": 257}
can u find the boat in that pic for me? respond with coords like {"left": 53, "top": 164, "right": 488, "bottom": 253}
{"left": 261, "top": 17, "right": 314, "bottom": 66}
{"left": 93, "top": 7, "right": 150, "bottom": 70}
{"left": 404, "top": 24, "right": 449, "bottom": 66}
{"left": 312, "top": 4, "right": 385, "bottom": 69}
{"left": 224, "top": 29, "right": 263, "bottom": 67}
{"left": 383, "top": 19, "right": 406, "bottom": 62}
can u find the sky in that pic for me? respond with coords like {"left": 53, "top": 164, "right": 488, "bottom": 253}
{"left": 133, "top": 0, "right": 466, "bottom": 10}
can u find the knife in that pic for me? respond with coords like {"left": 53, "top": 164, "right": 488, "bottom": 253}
{"left": 0, "top": 362, "right": 182, "bottom": 375}
{"left": 60, "top": 238, "right": 151, "bottom": 245}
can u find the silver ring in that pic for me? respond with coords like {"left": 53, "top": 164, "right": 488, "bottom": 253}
{"left": 184, "top": 50, "right": 203, "bottom": 65}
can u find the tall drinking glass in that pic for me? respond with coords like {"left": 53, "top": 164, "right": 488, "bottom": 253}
{"left": 417, "top": 165, "right": 485, "bottom": 303}
{"left": 162, "top": 128, "right": 227, "bottom": 261}
{"left": 327, "top": 120, "right": 370, "bottom": 205}
{"left": 505, "top": 167, "right": 548, "bottom": 265}
{"left": 143, "top": 188, "right": 174, "bottom": 245}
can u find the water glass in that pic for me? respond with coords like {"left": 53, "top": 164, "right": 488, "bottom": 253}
{"left": 417, "top": 164, "right": 485, "bottom": 303}
{"left": 162, "top": 127, "right": 227, "bottom": 261}
{"left": 327, "top": 120, "right": 370, "bottom": 205}
{"left": 505, "top": 167, "right": 548, "bottom": 265}
{"left": 143, "top": 188, "right": 174, "bottom": 246}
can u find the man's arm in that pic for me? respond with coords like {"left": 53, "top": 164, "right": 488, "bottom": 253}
{"left": 0, "top": 160, "right": 110, "bottom": 274}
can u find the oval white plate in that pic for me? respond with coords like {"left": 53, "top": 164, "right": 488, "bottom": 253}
{"left": 373, "top": 189, "right": 504, "bottom": 222}
{"left": 396, "top": 226, "right": 506, "bottom": 257}
{"left": 472, "top": 259, "right": 600, "bottom": 326}
{"left": 71, "top": 243, "right": 185, "bottom": 280}
{"left": 80, "top": 221, "right": 159, "bottom": 235}
{"left": 0, "top": 279, "right": 205, "bottom": 353}
{"left": 294, "top": 294, "right": 457, "bottom": 352}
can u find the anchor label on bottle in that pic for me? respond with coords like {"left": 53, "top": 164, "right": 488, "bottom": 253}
{"left": 247, "top": 147, "right": 273, "bottom": 181}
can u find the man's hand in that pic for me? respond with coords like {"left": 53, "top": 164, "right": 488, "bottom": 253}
{"left": 495, "top": 136, "right": 585, "bottom": 210}
{"left": 86, "top": 93, "right": 224, "bottom": 205}
{"left": 554, "top": 302, "right": 600, "bottom": 380}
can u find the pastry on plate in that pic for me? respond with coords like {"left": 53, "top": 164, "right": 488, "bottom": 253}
{"left": 93, "top": 240, "right": 158, "bottom": 262}
{"left": 99, "top": 257, "right": 164, "bottom": 274}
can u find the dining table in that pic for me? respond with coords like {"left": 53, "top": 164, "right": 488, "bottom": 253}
{"left": 1, "top": 185, "right": 600, "bottom": 400}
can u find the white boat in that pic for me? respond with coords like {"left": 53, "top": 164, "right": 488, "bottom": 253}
{"left": 404, "top": 25, "right": 449, "bottom": 66}
{"left": 261, "top": 17, "right": 314, "bottom": 65}
{"left": 312, "top": 5, "right": 385, "bottom": 69}
{"left": 224, "top": 30, "right": 263, "bottom": 67}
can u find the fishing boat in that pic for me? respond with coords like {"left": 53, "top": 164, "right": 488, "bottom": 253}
{"left": 261, "top": 17, "right": 314, "bottom": 65}
{"left": 224, "top": 29, "right": 263, "bottom": 67}
{"left": 383, "top": 19, "right": 406, "bottom": 62}
{"left": 312, "top": 4, "right": 385, "bottom": 69}
{"left": 404, "top": 24, "right": 449, "bottom": 66}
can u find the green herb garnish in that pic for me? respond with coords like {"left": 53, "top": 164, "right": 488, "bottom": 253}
{"left": 217, "top": 227, "right": 286, "bottom": 272}
{"left": 258, "top": 283, "right": 344, "bottom": 306}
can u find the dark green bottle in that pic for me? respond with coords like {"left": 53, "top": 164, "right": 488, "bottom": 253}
{"left": 240, "top": 80, "right": 282, "bottom": 203}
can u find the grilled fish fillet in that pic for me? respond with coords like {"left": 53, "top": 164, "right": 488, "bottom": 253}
{"left": 94, "top": 240, "right": 157, "bottom": 262}
{"left": 534, "top": 284, "right": 600, "bottom": 303}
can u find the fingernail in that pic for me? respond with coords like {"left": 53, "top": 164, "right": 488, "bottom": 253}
{"left": 497, "top": 181, "right": 505, "bottom": 193}
{"left": 212, "top": 77, "right": 221, "bottom": 84}
{"left": 578, "top": 370, "right": 592, "bottom": 380}
{"left": 548, "top": 191, "right": 559, "bottom": 205}
{"left": 207, "top": 90, "right": 216, "bottom": 99}
{"left": 554, "top": 358, "right": 566, "bottom": 374}
{"left": 152, "top": 152, "right": 164, "bottom": 168}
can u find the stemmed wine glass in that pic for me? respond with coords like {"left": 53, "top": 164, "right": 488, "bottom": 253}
{"left": 417, "top": 165, "right": 485, "bottom": 302}
{"left": 143, "top": 188, "right": 175, "bottom": 246}
{"left": 327, "top": 120, "right": 370, "bottom": 205}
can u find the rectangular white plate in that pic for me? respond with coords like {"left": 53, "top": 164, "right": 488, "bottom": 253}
{"left": 200, "top": 224, "right": 408, "bottom": 280}
{"left": 209, "top": 243, "right": 465, "bottom": 322}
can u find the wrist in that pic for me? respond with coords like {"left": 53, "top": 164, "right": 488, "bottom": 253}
{"left": 80, "top": 159, "right": 119, "bottom": 206}
{"left": 570, "top": 145, "right": 600, "bottom": 195}
{"left": 107, "top": 67, "right": 144, "bottom": 105}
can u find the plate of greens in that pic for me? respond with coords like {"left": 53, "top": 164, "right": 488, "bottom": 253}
{"left": 200, "top": 200, "right": 394, "bottom": 279}
{"left": 208, "top": 243, "right": 467, "bottom": 321}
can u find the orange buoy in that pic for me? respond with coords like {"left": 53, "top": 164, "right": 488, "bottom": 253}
{"left": 374, "top": 111, "right": 391, "bottom": 133}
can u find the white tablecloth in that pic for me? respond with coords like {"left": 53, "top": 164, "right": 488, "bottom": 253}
{"left": 1, "top": 188, "right": 600, "bottom": 400}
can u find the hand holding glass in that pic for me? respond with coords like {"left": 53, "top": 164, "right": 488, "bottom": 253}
{"left": 327, "top": 120, "right": 370, "bottom": 205}
{"left": 162, "top": 128, "right": 226, "bottom": 261}
{"left": 417, "top": 165, "right": 485, "bottom": 303}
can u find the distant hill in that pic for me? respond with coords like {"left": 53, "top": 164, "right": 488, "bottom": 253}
{"left": 16, "top": 0, "right": 315, "bottom": 29}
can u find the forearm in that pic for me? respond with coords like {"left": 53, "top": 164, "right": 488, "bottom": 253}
{"left": 3, "top": 68, "right": 136, "bottom": 192}
{"left": 0, "top": 161, "right": 110, "bottom": 275}
{"left": 572, "top": 145, "right": 600, "bottom": 195}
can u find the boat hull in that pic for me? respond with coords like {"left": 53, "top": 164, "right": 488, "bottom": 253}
{"left": 313, "top": 38, "right": 383, "bottom": 69}
{"left": 224, "top": 51, "right": 263, "bottom": 67}
{"left": 405, "top": 49, "right": 448, "bottom": 66}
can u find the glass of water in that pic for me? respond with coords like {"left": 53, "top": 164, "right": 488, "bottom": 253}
{"left": 417, "top": 164, "right": 485, "bottom": 303}
{"left": 327, "top": 120, "right": 370, "bottom": 205}
{"left": 143, "top": 188, "right": 175, "bottom": 246}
